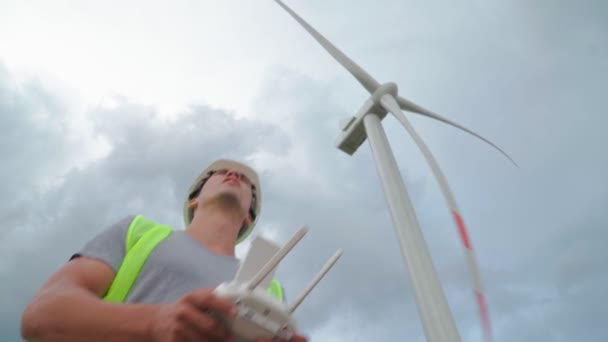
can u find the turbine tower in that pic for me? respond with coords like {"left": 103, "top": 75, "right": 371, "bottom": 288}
{"left": 274, "top": 1, "right": 517, "bottom": 341}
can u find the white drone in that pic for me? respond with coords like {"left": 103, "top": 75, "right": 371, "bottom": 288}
{"left": 213, "top": 226, "right": 343, "bottom": 340}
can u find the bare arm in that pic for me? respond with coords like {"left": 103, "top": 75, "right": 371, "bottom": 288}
{"left": 21, "top": 256, "right": 240, "bottom": 342}
{"left": 20, "top": 257, "right": 158, "bottom": 342}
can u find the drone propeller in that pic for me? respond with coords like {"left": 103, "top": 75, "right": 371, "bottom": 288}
{"left": 273, "top": 1, "right": 517, "bottom": 341}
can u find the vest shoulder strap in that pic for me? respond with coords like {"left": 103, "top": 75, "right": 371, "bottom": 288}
{"left": 267, "top": 278, "right": 284, "bottom": 302}
{"left": 103, "top": 215, "right": 285, "bottom": 303}
{"left": 104, "top": 215, "right": 172, "bottom": 302}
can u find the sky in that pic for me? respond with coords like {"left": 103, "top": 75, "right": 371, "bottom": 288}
{"left": 1, "top": 0, "right": 607, "bottom": 341}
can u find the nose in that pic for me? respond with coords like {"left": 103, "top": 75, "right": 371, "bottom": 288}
{"left": 225, "top": 170, "right": 241, "bottom": 182}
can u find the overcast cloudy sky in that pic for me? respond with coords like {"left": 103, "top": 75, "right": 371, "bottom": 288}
{"left": 1, "top": 0, "right": 607, "bottom": 341}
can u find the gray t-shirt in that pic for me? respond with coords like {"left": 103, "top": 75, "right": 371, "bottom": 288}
{"left": 71, "top": 215, "right": 240, "bottom": 304}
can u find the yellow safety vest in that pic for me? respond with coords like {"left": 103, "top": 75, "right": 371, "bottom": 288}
{"left": 104, "top": 215, "right": 284, "bottom": 303}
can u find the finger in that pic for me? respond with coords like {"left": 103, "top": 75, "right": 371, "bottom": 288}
{"left": 182, "top": 305, "right": 232, "bottom": 341}
{"left": 186, "top": 289, "right": 238, "bottom": 318}
{"left": 290, "top": 334, "right": 309, "bottom": 342}
{"left": 176, "top": 327, "right": 204, "bottom": 342}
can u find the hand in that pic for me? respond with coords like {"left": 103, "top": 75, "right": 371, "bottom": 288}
{"left": 255, "top": 332, "right": 308, "bottom": 342}
{"left": 149, "top": 287, "right": 238, "bottom": 342}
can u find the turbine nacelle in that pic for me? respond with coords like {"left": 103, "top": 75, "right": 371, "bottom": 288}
{"left": 336, "top": 82, "right": 399, "bottom": 155}
{"left": 336, "top": 98, "right": 383, "bottom": 155}
{"left": 371, "top": 82, "right": 398, "bottom": 103}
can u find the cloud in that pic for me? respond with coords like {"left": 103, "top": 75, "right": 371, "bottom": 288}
{"left": 0, "top": 60, "right": 438, "bottom": 341}
{"left": 0, "top": 63, "right": 292, "bottom": 340}
{"left": 2, "top": 0, "right": 608, "bottom": 337}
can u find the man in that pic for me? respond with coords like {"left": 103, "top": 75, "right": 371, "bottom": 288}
{"left": 21, "top": 159, "right": 308, "bottom": 342}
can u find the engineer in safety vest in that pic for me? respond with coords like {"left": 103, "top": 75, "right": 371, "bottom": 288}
{"left": 21, "top": 159, "right": 308, "bottom": 342}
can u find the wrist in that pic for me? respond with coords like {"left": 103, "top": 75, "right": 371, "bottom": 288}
{"left": 137, "top": 304, "right": 161, "bottom": 341}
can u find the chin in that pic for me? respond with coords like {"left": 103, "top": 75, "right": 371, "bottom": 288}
{"left": 213, "top": 191, "right": 244, "bottom": 210}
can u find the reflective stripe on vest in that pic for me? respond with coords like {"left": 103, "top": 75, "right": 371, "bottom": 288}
{"left": 267, "top": 278, "right": 284, "bottom": 302}
{"left": 104, "top": 216, "right": 172, "bottom": 302}
{"left": 103, "top": 215, "right": 284, "bottom": 303}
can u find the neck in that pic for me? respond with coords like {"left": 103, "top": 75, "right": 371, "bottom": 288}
{"left": 185, "top": 201, "right": 245, "bottom": 257}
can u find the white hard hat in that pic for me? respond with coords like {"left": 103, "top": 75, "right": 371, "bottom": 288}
{"left": 183, "top": 159, "right": 262, "bottom": 244}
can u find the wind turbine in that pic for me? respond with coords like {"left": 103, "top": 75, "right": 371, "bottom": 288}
{"left": 273, "top": 1, "right": 517, "bottom": 341}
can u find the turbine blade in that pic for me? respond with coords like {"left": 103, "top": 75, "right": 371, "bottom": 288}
{"left": 397, "top": 96, "right": 518, "bottom": 167}
{"left": 380, "top": 94, "right": 494, "bottom": 342}
{"left": 274, "top": 0, "right": 380, "bottom": 94}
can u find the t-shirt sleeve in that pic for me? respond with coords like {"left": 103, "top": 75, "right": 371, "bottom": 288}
{"left": 69, "top": 215, "right": 136, "bottom": 273}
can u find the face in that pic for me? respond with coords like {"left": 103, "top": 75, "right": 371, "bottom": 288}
{"left": 191, "top": 168, "right": 254, "bottom": 219}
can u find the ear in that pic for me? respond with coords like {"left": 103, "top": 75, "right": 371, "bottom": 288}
{"left": 188, "top": 198, "right": 198, "bottom": 209}
{"left": 243, "top": 214, "right": 252, "bottom": 226}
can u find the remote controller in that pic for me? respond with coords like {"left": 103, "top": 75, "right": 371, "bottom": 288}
{"left": 212, "top": 225, "right": 343, "bottom": 341}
